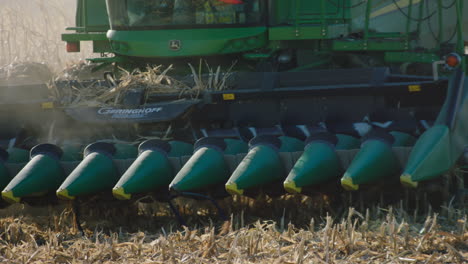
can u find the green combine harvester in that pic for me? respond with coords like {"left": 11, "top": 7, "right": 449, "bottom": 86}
{"left": 0, "top": 0, "right": 467, "bottom": 221}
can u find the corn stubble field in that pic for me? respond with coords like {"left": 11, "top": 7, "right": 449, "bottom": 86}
{"left": 0, "top": 203, "right": 466, "bottom": 264}
{"left": 0, "top": 1, "right": 467, "bottom": 263}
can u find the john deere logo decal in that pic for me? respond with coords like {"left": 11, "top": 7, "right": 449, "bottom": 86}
{"left": 169, "top": 40, "right": 181, "bottom": 51}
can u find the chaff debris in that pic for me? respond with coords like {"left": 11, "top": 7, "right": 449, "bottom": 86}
{"left": 0, "top": 207, "right": 466, "bottom": 264}
{"left": 52, "top": 62, "right": 233, "bottom": 107}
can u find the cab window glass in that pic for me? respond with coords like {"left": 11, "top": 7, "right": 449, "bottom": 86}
{"left": 106, "top": 0, "right": 262, "bottom": 28}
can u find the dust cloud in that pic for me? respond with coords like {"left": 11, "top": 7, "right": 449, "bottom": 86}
{"left": 0, "top": 0, "right": 93, "bottom": 72}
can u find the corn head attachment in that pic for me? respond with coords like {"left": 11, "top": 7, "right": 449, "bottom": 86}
{"left": 1, "top": 0, "right": 468, "bottom": 223}
{"left": 0, "top": 65, "right": 467, "bottom": 222}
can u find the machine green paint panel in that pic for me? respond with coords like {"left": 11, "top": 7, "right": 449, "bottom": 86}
{"left": 170, "top": 147, "right": 228, "bottom": 191}
{"left": 284, "top": 134, "right": 361, "bottom": 193}
{"left": 402, "top": 70, "right": 468, "bottom": 185}
{"left": 107, "top": 27, "right": 267, "bottom": 57}
{"left": 269, "top": 0, "right": 346, "bottom": 25}
{"left": 170, "top": 139, "right": 247, "bottom": 192}
{"left": 113, "top": 151, "right": 172, "bottom": 198}
{"left": 1, "top": 144, "right": 81, "bottom": 203}
{"left": 57, "top": 152, "right": 118, "bottom": 198}
{"left": 62, "top": 0, "right": 467, "bottom": 71}
{"left": 75, "top": 0, "right": 110, "bottom": 32}
{"left": 2, "top": 0, "right": 465, "bottom": 206}
{"left": 226, "top": 136, "right": 304, "bottom": 195}
{"left": 285, "top": 142, "right": 341, "bottom": 192}
{"left": 112, "top": 141, "right": 193, "bottom": 200}
{"left": 226, "top": 144, "right": 283, "bottom": 194}
{"left": 3, "top": 154, "right": 64, "bottom": 200}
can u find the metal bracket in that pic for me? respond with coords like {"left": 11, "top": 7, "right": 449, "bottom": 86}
{"left": 432, "top": 60, "right": 445, "bottom": 81}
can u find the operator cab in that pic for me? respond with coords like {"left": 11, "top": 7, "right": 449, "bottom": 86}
{"left": 106, "top": 0, "right": 263, "bottom": 29}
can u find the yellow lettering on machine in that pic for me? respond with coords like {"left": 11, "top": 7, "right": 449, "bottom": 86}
{"left": 408, "top": 85, "right": 421, "bottom": 92}
{"left": 41, "top": 102, "right": 54, "bottom": 109}
{"left": 223, "top": 94, "right": 235, "bottom": 100}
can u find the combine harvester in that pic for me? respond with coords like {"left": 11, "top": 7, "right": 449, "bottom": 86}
{"left": 0, "top": 0, "right": 467, "bottom": 220}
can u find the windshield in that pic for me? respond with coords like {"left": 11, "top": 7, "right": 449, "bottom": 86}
{"left": 106, "top": 0, "right": 263, "bottom": 29}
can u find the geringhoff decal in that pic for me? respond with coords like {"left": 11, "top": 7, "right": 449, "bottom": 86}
{"left": 97, "top": 107, "right": 163, "bottom": 119}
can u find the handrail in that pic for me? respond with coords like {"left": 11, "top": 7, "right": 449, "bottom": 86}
{"left": 294, "top": 0, "right": 301, "bottom": 37}
{"left": 320, "top": 0, "right": 327, "bottom": 37}
{"left": 364, "top": 0, "right": 372, "bottom": 44}
{"left": 416, "top": 0, "right": 425, "bottom": 36}
{"left": 82, "top": 0, "right": 88, "bottom": 33}
{"left": 455, "top": 0, "right": 464, "bottom": 53}
{"left": 405, "top": 0, "right": 413, "bottom": 43}
{"left": 454, "top": 0, "right": 466, "bottom": 72}
{"left": 437, "top": 0, "right": 443, "bottom": 46}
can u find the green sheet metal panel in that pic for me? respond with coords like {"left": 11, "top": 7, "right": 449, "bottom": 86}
{"left": 62, "top": 33, "right": 108, "bottom": 42}
{"left": 333, "top": 40, "right": 408, "bottom": 51}
{"left": 401, "top": 69, "right": 468, "bottom": 187}
{"left": 75, "top": 0, "right": 110, "bottom": 32}
{"left": 268, "top": 0, "right": 349, "bottom": 40}
{"left": 268, "top": 24, "right": 349, "bottom": 40}
{"left": 270, "top": 0, "right": 346, "bottom": 25}
{"left": 107, "top": 27, "right": 267, "bottom": 57}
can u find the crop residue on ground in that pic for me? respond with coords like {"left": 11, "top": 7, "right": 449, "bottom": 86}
{"left": 0, "top": 206, "right": 466, "bottom": 264}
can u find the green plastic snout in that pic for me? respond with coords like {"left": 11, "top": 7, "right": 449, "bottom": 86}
{"left": 401, "top": 125, "right": 451, "bottom": 187}
{"left": 341, "top": 130, "right": 416, "bottom": 191}
{"left": 57, "top": 142, "right": 136, "bottom": 200}
{"left": 341, "top": 139, "right": 399, "bottom": 191}
{"left": 227, "top": 136, "right": 304, "bottom": 196}
{"left": 113, "top": 140, "right": 192, "bottom": 200}
{"left": 170, "top": 138, "right": 247, "bottom": 192}
{"left": 284, "top": 133, "right": 360, "bottom": 193}
{"left": 285, "top": 141, "right": 340, "bottom": 194}
{"left": 2, "top": 144, "right": 66, "bottom": 203}
{"left": 227, "top": 144, "right": 281, "bottom": 195}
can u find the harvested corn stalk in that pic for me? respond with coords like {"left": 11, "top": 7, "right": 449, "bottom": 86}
{"left": 52, "top": 63, "right": 233, "bottom": 107}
